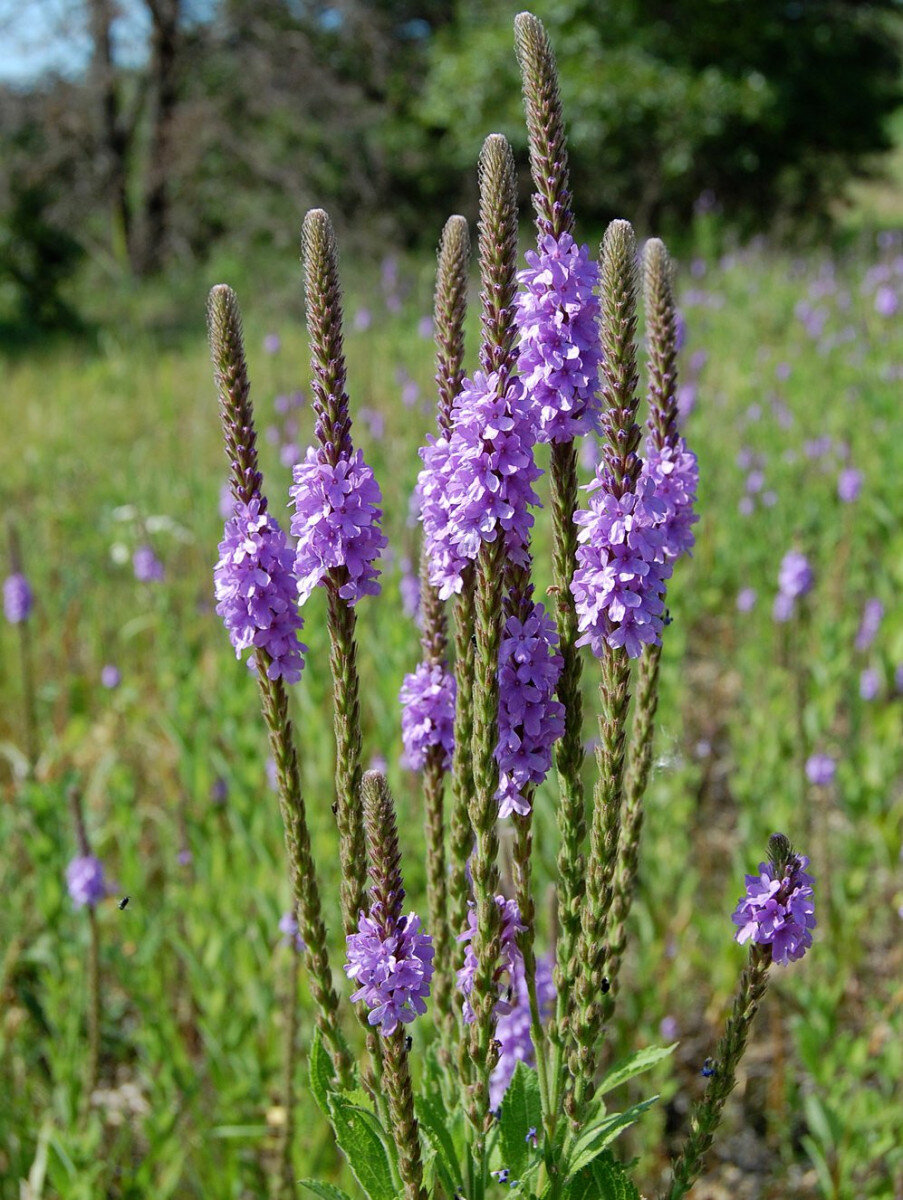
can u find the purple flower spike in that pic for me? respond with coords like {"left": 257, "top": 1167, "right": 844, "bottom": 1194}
{"left": 457, "top": 895, "right": 525, "bottom": 1024}
{"left": 837, "top": 467, "right": 863, "bottom": 503}
{"left": 860, "top": 667, "right": 880, "bottom": 701}
{"left": 133, "top": 544, "right": 164, "bottom": 583}
{"left": 496, "top": 603, "right": 564, "bottom": 817}
{"left": 571, "top": 472, "right": 673, "bottom": 659}
{"left": 4, "top": 572, "right": 33, "bottom": 623}
{"left": 514, "top": 232, "right": 602, "bottom": 443}
{"left": 805, "top": 753, "right": 836, "bottom": 786}
{"left": 778, "top": 550, "right": 814, "bottom": 600}
{"left": 490, "top": 955, "right": 556, "bottom": 1110}
{"left": 855, "top": 598, "right": 884, "bottom": 652}
{"left": 400, "top": 662, "right": 456, "bottom": 771}
{"left": 345, "top": 908, "right": 434, "bottom": 1035}
{"left": 290, "top": 446, "right": 387, "bottom": 606}
{"left": 66, "top": 855, "right": 108, "bottom": 908}
{"left": 214, "top": 498, "right": 307, "bottom": 685}
{"left": 640, "top": 438, "right": 699, "bottom": 561}
{"left": 732, "top": 845, "right": 816, "bottom": 965}
{"left": 279, "top": 911, "right": 306, "bottom": 953}
{"left": 419, "top": 371, "right": 542, "bottom": 600}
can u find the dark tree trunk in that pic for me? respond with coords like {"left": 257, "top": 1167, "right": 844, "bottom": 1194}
{"left": 88, "top": 0, "right": 135, "bottom": 270}
{"left": 137, "top": 0, "right": 181, "bottom": 276}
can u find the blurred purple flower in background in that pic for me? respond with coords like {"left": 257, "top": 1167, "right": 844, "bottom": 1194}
{"left": 219, "top": 481, "right": 235, "bottom": 520}
{"left": 874, "top": 286, "right": 899, "bottom": 318}
{"left": 353, "top": 308, "right": 373, "bottom": 332}
{"left": 773, "top": 550, "right": 814, "bottom": 622}
{"left": 4, "top": 573, "right": 33, "bottom": 623}
{"left": 66, "top": 855, "right": 108, "bottom": 908}
{"left": 263, "top": 333, "right": 281, "bottom": 355}
{"left": 101, "top": 664, "right": 121, "bottom": 689}
{"left": 805, "top": 753, "right": 836, "bottom": 786}
{"left": 855, "top": 598, "right": 884, "bottom": 652}
{"left": 210, "top": 776, "right": 228, "bottom": 806}
{"left": 837, "top": 467, "right": 863, "bottom": 503}
{"left": 279, "top": 911, "right": 306, "bottom": 953}
{"left": 736, "top": 587, "right": 757, "bottom": 613}
{"left": 489, "top": 955, "right": 555, "bottom": 1110}
{"left": 133, "top": 544, "right": 164, "bottom": 583}
{"left": 860, "top": 667, "right": 880, "bottom": 701}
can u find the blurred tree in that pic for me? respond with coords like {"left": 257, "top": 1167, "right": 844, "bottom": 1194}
{"left": 419, "top": 0, "right": 903, "bottom": 235}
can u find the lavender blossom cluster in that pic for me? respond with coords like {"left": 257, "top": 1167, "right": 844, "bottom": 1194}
{"left": 514, "top": 232, "right": 602, "bottom": 443}
{"left": 399, "top": 662, "right": 457, "bottom": 770}
{"left": 214, "top": 498, "right": 307, "bottom": 684}
{"left": 641, "top": 438, "right": 700, "bottom": 561}
{"left": 496, "top": 603, "right": 564, "bottom": 816}
{"left": 344, "top": 908, "right": 434, "bottom": 1035}
{"left": 456, "top": 895, "right": 525, "bottom": 1024}
{"left": 732, "top": 850, "right": 816, "bottom": 965}
{"left": 419, "top": 371, "right": 541, "bottom": 599}
{"left": 571, "top": 475, "right": 672, "bottom": 659}
{"left": 290, "top": 447, "right": 388, "bottom": 606}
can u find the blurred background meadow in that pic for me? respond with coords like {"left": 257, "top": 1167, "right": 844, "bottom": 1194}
{"left": 1, "top": 1, "right": 903, "bottom": 1197}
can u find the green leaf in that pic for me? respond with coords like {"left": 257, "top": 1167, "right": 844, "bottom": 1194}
{"left": 498, "top": 1062, "right": 543, "bottom": 1178}
{"left": 566, "top": 1097, "right": 659, "bottom": 1177}
{"left": 566, "top": 1152, "right": 640, "bottom": 1200}
{"left": 299, "top": 1181, "right": 357, "bottom": 1200}
{"left": 416, "top": 1090, "right": 463, "bottom": 1193}
{"left": 595, "top": 1043, "right": 677, "bottom": 1099}
{"left": 327, "top": 1094, "right": 398, "bottom": 1200}
{"left": 308, "top": 1029, "right": 335, "bottom": 1120}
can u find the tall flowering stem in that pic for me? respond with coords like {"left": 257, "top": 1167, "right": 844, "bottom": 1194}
{"left": 297, "top": 209, "right": 371, "bottom": 942}
{"left": 448, "top": 575, "right": 477, "bottom": 947}
{"left": 666, "top": 835, "right": 815, "bottom": 1199}
{"left": 351, "top": 772, "right": 429, "bottom": 1200}
{"left": 460, "top": 133, "right": 521, "bottom": 1155}
{"left": 514, "top": 14, "right": 590, "bottom": 1095}
{"left": 6, "top": 525, "right": 39, "bottom": 772}
{"left": 419, "top": 215, "right": 470, "bottom": 1053}
{"left": 569, "top": 220, "right": 642, "bottom": 1120}
{"left": 606, "top": 239, "right": 679, "bottom": 1009}
{"left": 208, "top": 284, "right": 352, "bottom": 1086}
{"left": 67, "top": 785, "right": 101, "bottom": 1098}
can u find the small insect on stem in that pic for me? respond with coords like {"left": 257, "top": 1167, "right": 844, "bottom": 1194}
{"left": 118, "top": 896, "right": 130, "bottom": 910}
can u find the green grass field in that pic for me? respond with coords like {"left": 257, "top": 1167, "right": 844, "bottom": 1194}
{"left": 2, "top": 229, "right": 902, "bottom": 1199}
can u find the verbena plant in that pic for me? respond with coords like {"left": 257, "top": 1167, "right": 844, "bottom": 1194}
{"left": 206, "top": 14, "right": 815, "bottom": 1200}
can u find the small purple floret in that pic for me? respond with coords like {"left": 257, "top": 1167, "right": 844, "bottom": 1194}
{"left": 290, "top": 446, "right": 387, "bottom": 606}
{"left": 496, "top": 603, "right": 564, "bottom": 817}
{"left": 514, "top": 232, "right": 602, "bottom": 443}
{"left": 400, "top": 662, "right": 456, "bottom": 771}
{"left": 66, "top": 855, "right": 108, "bottom": 908}
{"left": 345, "top": 908, "right": 434, "bottom": 1035}
{"left": 732, "top": 846, "right": 816, "bottom": 965}
{"left": 101, "top": 664, "right": 121, "bottom": 689}
{"left": 214, "top": 498, "right": 307, "bottom": 684}
{"left": 3, "top": 572, "right": 33, "bottom": 623}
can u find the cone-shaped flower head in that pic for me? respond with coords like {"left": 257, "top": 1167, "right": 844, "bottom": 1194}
{"left": 456, "top": 894, "right": 526, "bottom": 1023}
{"left": 345, "top": 771, "right": 435, "bottom": 1034}
{"left": 291, "top": 209, "right": 387, "bottom": 606}
{"left": 489, "top": 954, "right": 556, "bottom": 1110}
{"left": 732, "top": 833, "right": 815, "bottom": 965}
{"left": 514, "top": 232, "right": 602, "bottom": 443}
{"left": 3, "top": 572, "right": 33, "bottom": 623}
{"left": 399, "top": 661, "right": 456, "bottom": 770}
{"left": 290, "top": 447, "right": 387, "bottom": 605}
{"left": 496, "top": 602, "right": 564, "bottom": 816}
{"left": 66, "top": 855, "right": 108, "bottom": 908}
{"left": 419, "top": 371, "right": 541, "bottom": 600}
{"left": 214, "top": 498, "right": 306, "bottom": 684}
